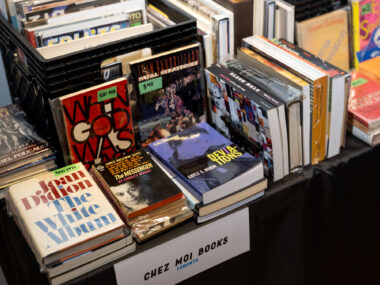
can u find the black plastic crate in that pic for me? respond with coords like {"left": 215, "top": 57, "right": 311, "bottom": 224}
{"left": 0, "top": 0, "right": 198, "bottom": 139}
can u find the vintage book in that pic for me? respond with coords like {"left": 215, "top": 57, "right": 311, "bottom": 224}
{"left": 91, "top": 150, "right": 183, "bottom": 219}
{"left": 236, "top": 47, "right": 310, "bottom": 165}
{"left": 37, "top": 23, "right": 154, "bottom": 60}
{"left": 359, "top": 56, "right": 380, "bottom": 83}
{"left": 0, "top": 104, "right": 55, "bottom": 174}
{"left": 148, "top": 122, "right": 264, "bottom": 204}
{"left": 91, "top": 150, "right": 192, "bottom": 241}
{"left": 213, "top": 0, "right": 253, "bottom": 52}
{"left": 276, "top": 38, "right": 351, "bottom": 158}
{"left": 49, "top": 77, "right": 135, "bottom": 169}
{"left": 227, "top": 58, "right": 303, "bottom": 171}
{"left": 275, "top": 0, "right": 295, "bottom": 43}
{"left": 128, "top": 43, "right": 206, "bottom": 147}
{"left": 350, "top": 0, "right": 380, "bottom": 68}
{"left": 5, "top": 163, "right": 127, "bottom": 267}
{"left": 296, "top": 8, "right": 350, "bottom": 71}
{"left": 243, "top": 35, "right": 329, "bottom": 164}
{"left": 205, "top": 64, "right": 285, "bottom": 180}
{"left": 348, "top": 70, "right": 380, "bottom": 133}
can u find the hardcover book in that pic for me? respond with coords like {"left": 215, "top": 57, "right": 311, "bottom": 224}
{"left": 0, "top": 103, "right": 55, "bottom": 174}
{"left": 5, "top": 163, "right": 127, "bottom": 267}
{"left": 148, "top": 122, "right": 264, "bottom": 204}
{"left": 128, "top": 43, "right": 206, "bottom": 148}
{"left": 49, "top": 77, "right": 135, "bottom": 169}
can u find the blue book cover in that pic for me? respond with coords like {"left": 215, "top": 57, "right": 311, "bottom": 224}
{"left": 148, "top": 122, "right": 262, "bottom": 204}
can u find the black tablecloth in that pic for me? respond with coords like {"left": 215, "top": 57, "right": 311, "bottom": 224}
{"left": 1, "top": 134, "right": 379, "bottom": 285}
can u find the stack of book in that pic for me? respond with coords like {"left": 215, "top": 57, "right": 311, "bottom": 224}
{"left": 5, "top": 162, "right": 135, "bottom": 285}
{"left": 348, "top": 70, "right": 380, "bottom": 146}
{"left": 91, "top": 149, "right": 193, "bottom": 242}
{"left": 205, "top": 35, "right": 352, "bottom": 180}
{"left": 0, "top": 104, "right": 56, "bottom": 198}
{"left": 148, "top": 122, "right": 266, "bottom": 223}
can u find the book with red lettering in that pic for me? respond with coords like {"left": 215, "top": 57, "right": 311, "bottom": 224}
{"left": 5, "top": 162, "right": 128, "bottom": 268}
{"left": 348, "top": 70, "right": 380, "bottom": 133}
{"left": 49, "top": 77, "right": 136, "bottom": 169}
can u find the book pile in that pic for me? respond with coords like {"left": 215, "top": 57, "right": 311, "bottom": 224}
{"left": 0, "top": 104, "right": 57, "bottom": 198}
{"left": 347, "top": 70, "right": 380, "bottom": 146}
{"left": 148, "top": 122, "right": 266, "bottom": 223}
{"left": 205, "top": 36, "right": 351, "bottom": 180}
{"left": 91, "top": 149, "right": 193, "bottom": 241}
{"left": 5, "top": 162, "right": 135, "bottom": 285}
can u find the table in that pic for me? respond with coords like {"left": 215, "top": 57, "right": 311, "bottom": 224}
{"left": 0, "top": 134, "right": 378, "bottom": 285}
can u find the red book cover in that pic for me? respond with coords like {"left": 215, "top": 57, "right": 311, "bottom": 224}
{"left": 348, "top": 70, "right": 380, "bottom": 129}
{"left": 53, "top": 78, "right": 135, "bottom": 169}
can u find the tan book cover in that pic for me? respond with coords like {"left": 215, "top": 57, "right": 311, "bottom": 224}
{"left": 6, "top": 163, "right": 126, "bottom": 266}
{"left": 296, "top": 9, "right": 350, "bottom": 71}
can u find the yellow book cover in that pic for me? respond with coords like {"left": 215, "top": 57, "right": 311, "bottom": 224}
{"left": 296, "top": 9, "right": 350, "bottom": 71}
{"left": 351, "top": 1, "right": 360, "bottom": 69}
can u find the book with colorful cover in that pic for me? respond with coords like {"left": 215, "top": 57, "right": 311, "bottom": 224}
{"left": 205, "top": 64, "right": 285, "bottom": 181}
{"left": 49, "top": 77, "right": 135, "bottom": 169}
{"left": 351, "top": 0, "right": 380, "bottom": 67}
{"left": 128, "top": 43, "right": 206, "bottom": 148}
{"left": 91, "top": 149, "right": 184, "bottom": 219}
{"left": 348, "top": 70, "right": 380, "bottom": 132}
{"left": 148, "top": 122, "right": 264, "bottom": 204}
{"left": 359, "top": 56, "right": 380, "bottom": 83}
{"left": 5, "top": 163, "right": 127, "bottom": 267}
{"left": 0, "top": 103, "right": 55, "bottom": 174}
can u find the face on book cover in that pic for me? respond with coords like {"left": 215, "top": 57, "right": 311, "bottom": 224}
{"left": 112, "top": 181, "right": 148, "bottom": 212}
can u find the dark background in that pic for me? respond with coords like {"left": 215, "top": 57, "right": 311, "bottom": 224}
{"left": 0, "top": 134, "right": 378, "bottom": 285}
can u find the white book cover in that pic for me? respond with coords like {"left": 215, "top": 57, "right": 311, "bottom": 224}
{"left": 6, "top": 163, "right": 125, "bottom": 266}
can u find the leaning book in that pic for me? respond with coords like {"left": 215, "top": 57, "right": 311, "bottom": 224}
{"left": 49, "top": 77, "right": 135, "bottom": 169}
{"left": 5, "top": 162, "right": 127, "bottom": 268}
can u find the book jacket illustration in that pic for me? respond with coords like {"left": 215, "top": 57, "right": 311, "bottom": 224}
{"left": 58, "top": 78, "right": 135, "bottom": 169}
{"left": 94, "top": 150, "right": 183, "bottom": 218}
{"left": 129, "top": 43, "right": 205, "bottom": 147}
{"left": 205, "top": 68, "right": 273, "bottom": 178}
{"left": 148, "top": 122, "right": 260, "bottom": 198}
{"left": 6, "top": 163, "right": 125, "bottom": 264}
{"left": 348, "top": 70, "right": 380, "bottom": 126}
{"left": 0, "top": 104, "right": 52, "bottom": 168}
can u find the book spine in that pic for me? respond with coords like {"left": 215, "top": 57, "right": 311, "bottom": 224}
{"left": 351, "top": 0, "right": 360, "bottom": 69}
{"left": 25, "top": 29, "right": 38, "bottom": 48}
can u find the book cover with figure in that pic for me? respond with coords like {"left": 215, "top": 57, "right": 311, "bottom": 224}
{"left": 0, "top": 103, "right": 55, "bottom": 174}
{"left": 148, "top": 122, "right": 264, "bottom": 204}
{"left": 128, "top": 43, "right": 206, "bottom": 148}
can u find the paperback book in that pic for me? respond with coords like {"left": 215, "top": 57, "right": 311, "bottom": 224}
{"left": 148, "top": 122, "right": 264, "bottom": 204}
{"left": 49, "top": 77, "right": 135, "bottom": 169}
{"left": 128, "top": 43, "right": 206, "bottom": 148}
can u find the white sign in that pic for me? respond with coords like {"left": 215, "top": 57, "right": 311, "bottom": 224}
{"left": 114, "top": 208, "right": 250, "bottom": 285}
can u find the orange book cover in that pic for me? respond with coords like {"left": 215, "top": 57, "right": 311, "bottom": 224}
{"left": 359, "top": 56, "right": 380, "bottom": 83}
{"left": 296, "top": 9, "right": 350, "bottom": 71}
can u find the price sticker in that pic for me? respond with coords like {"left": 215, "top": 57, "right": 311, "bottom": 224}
{"left": 351, "top": 78, "right": 368, "bottom": 87}
{"left": 97, "top": 86, "right": 117, "bottom": 102}
{"left": 138, "top": 77, "right": 163, "bottom": 94}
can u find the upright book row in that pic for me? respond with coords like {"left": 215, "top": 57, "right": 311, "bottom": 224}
{"left": 205, "top": 36, "right": 351, "bottom": 181}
